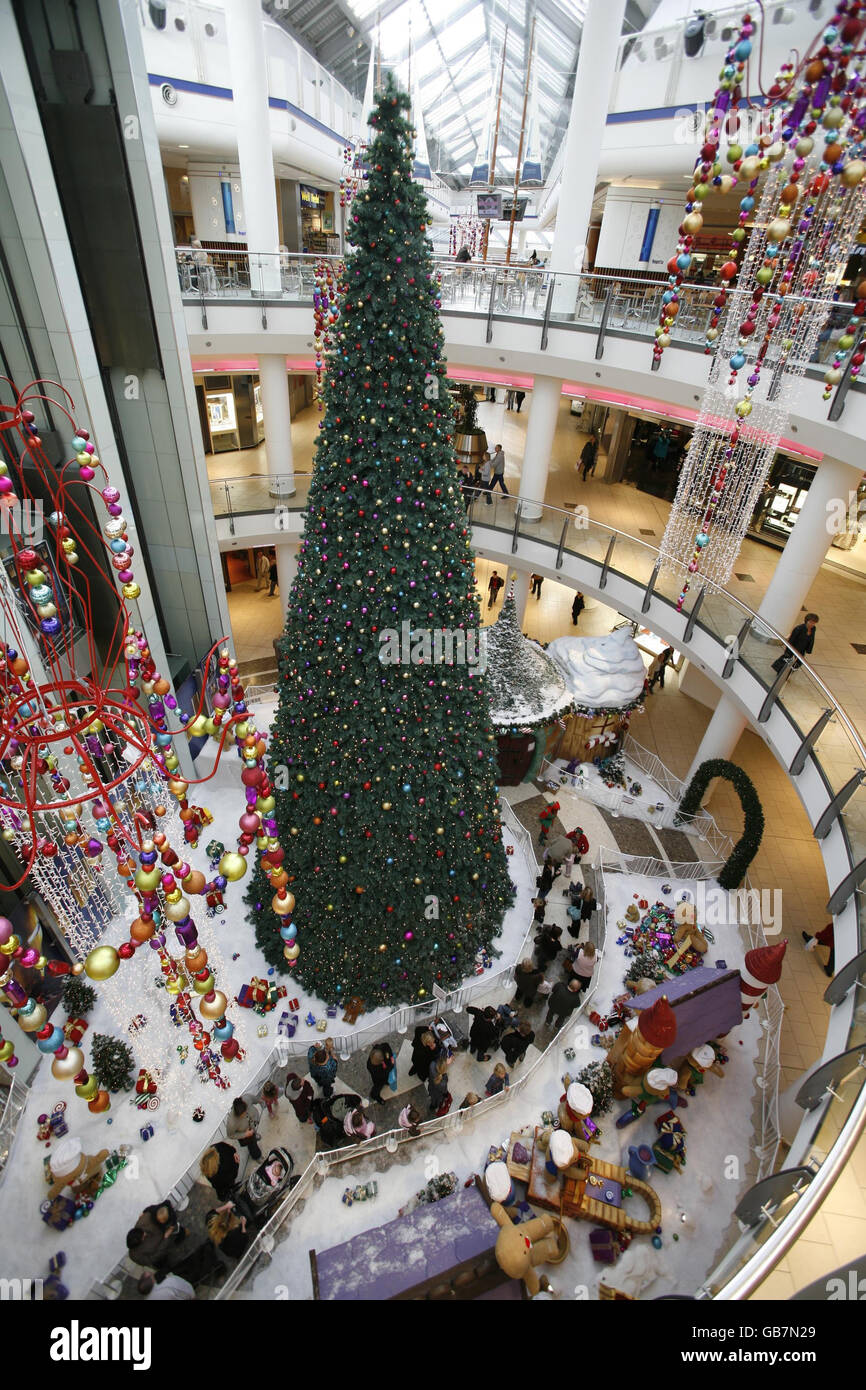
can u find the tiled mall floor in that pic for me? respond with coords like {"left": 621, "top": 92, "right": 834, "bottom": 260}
{"left": 209, "top": 391, "right": 866, "bottom": 1298}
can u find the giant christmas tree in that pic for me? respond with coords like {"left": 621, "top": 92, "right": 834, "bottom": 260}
{"left": 246, "top": 77, "right": 514, "bottom": 1006}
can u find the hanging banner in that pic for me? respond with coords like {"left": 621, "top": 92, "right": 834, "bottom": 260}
{"left": 638, "top": 207, "right": 660, "bottom": 264}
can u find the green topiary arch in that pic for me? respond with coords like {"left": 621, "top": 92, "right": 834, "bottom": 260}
{"left": 674, "top": 758, "right": 765, "bottom": 890}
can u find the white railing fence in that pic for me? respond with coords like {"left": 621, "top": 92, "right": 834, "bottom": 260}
{"left": 0, "top": 1076, "right": 30, "bottom": 1184}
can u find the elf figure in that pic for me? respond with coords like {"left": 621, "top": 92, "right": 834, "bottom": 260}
{"left": 621, "top": 1065, "right": 679, "bottom": 1111}
{"left": 556, "top": 1081, "right": 594, "bottom": 1145}
{"left": 676, "top": 1043, "right": 725, "bottom": 1096}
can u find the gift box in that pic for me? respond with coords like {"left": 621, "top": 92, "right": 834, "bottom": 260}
{"left": 325, "top": 1004, "right": 338, "bottom": 1019}
{"left": 236, "top": 985, "right": 254, "bottom": 1009}
{"left": 249, "top": 977, "right": 268, "bottom": 1004}
{"left": 315, "top": 1019, "right": 328, "bottom": 1033}
{"left": 135, "top": 1069, "right": 158, "bottom": 1097}
{"left": 287, "top": 997, "right": 299, "bottom": 1011}
{"left": 63, "top": 1017, "right": 88, "bottom": 1045}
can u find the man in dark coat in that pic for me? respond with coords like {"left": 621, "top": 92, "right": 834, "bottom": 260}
{"left": 514, "top": 959, "right": 545, "bottom": 1007}
{"left": 408, "top": 1025, "right": 443, "bottom": 1081}
{"left": 771, "top": 613, "right": 818, "bottom": 673}
{"left": 467, "top": 1005, "right": 501, "bottom": 1062}
{"left": 545, "top": 978, "right": 583, "bottom": 1030}
{"left": 500, "top": 1022, "right": 535, "bottom": 1067}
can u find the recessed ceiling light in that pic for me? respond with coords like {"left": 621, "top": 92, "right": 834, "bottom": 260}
{"left": 179, "top": 144, "right": 189, "bottom": 149}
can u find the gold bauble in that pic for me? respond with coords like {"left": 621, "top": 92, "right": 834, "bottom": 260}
{"left": 188, "top": 716, "right": 208, "bottom": 738}
{"left": 84, "top": 944, "right": 121, "bottom": 981}
{"left": 185, "top": 946, "right": 208, "bottom": 972}
{"left": 134, "top": 867, "right": 162, "bottom": 894}
{"left": 182, "top": 869, "right": 206, "bottom": 895}
{"left": 164, "top": 896, "right": 190, "bottom": 922}
{"left": 18, "top": 1003, "right": 47, "bottom": 1032}
{"left": 766, "top": 218, "right": 790, "bottom": 244}
{"left": 272, "top": 892, "right": 294, "bottom": 916}
{"left": 841, "top": 159, "right": 866, "bottom": 188}
{"left": 682, "top": 212, "right": 703, "bottom": 235}
{"left": 193, "top": 972, "right": 214, "bottom": 995}
{"left": 256, "top": 796, "right": 276, "bottom": 816}
{"left": 284, "top": 943, "right": 300, "bottom": 960}
{"left": 219, "top": 852, "right": 247, "bottom": 882}
{"left": 738, "top": 155, "right": 761, "bottom": 181}
{"left": 199, "top": 989, "right": 228, "bottom": 1020}
{"left": 52, "top": 1046, "right": 85, "bottom": 1080}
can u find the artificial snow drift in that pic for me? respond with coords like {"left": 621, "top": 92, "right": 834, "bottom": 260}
{"left": 547, "top": 629, "right": 646, "bottom": 708}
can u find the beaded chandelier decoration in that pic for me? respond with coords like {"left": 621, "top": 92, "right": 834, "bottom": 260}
{"left": 659, "top": 2, "right": 866, "bottom": 606}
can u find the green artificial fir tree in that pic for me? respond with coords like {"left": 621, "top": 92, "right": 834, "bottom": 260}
{"left": 484, "top": 591, "right": 571, "bottom": 729}
{"left": 246, "top": 76, "right": 514, "bottom": 1005}
{"left": 61, "top": 976, "right": 97, "bottom": 1017}
{"left": 576, "top": 1059, "right": 615, "bottom": 1116}
{"left": 90, "top": 1034, "right": 135, "bottom": 1093}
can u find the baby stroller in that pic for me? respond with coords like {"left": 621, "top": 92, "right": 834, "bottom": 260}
{"left": 235, "top": 1147, "right": 295, "bottom": 1222}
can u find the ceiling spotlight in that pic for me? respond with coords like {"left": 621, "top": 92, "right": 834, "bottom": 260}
{"left": 773, "top": 5, "right": 796, "bottom": 21}
{"left": 148, "top": 0, "right": 167, "bottom": 29}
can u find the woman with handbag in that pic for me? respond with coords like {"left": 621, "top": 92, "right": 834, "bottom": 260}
{"left": 427, "top": 1057, "right": 452, "bottom": 1116}
{"left": 366, "top": 1041, "right": 396, "bottom": 1104}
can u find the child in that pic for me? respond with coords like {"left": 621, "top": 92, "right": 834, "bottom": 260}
{"left": 398, "top": 1103, "right": 423, "bottom": 1138}
{"left": 261, "top": 1080, "right": 280, "bottom": 1119}
{"left": 486, "top": 1062, "right": 509, "bottom": 1097}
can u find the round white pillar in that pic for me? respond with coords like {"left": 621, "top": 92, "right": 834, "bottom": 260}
{"left": 756, "top": 454, "right": 863, "bottom": 637}
{"left": 684, "top": 697, "right": 748, "bottom": 790}
{"left": 518, "top": 375, "right": 561, "bottom": 520}
{"left": 224, "top": 1, "right": 281, "bottom": 295}
{"left": 258, "top": 354, "right": 295, "bottom": 497}
{"left": 549, "top": 0, "right": 627, "bottom": 313}
{"left": 275, "top": 539, "right": 299, "bottom": 606}
{"left": 509, "top": 568, "right": 531, "bottom": 626}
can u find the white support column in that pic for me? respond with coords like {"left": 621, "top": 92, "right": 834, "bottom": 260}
{"left": 258, "top": 354, "right": 295, "bottom": 498}
{"left": 549, "top": 0, "right": 627, "bottom": 311}
{"left": 684, "top": 698, "right": 748, "bottom": 790}
{"left": 518, "top": 375, "right": 562, "bottom": 520}
{"left": 224, "top": 0, "right": 281, "bottom": 295}
{"left": 756, "top": 455, "right": 863, "bottom": 637}
{"left": 509, "top": 568, "right": 531, "bottom": 626}
{"left": 275, "top": 540, "right": 299, "bottom": 607}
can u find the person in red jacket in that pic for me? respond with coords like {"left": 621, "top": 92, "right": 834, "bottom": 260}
{"left": 803, "top": 922, "right": 835, "bottom": 978}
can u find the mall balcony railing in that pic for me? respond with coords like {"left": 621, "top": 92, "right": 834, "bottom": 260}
{"left": 218, "top": 479, "right": 866, "bottom": 1296}
{"left": 176, "top": 248, "right": 860, "bottom": 415}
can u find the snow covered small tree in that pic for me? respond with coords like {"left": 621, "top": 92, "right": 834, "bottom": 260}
{"left": 625, "top": 949, "right": 668, "bottom": 986}
{"left": 484, "top": 592, "right": 571, "bottom": 729}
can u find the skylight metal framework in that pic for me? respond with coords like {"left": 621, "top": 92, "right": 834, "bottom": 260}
{"left": 270, "top": 0, "right": 656, "bottom": 186}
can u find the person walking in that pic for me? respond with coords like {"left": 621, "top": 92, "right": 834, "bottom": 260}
{"left": 485, "top": 1062, "right": 509, "bottom": 1096}
{"left": 514, "top": 389, "right": 525, "bottom": 413}
{"left": 569, "top": 941, "right": 597, "bottom": 993}
{"left": 284, "top": 1072, "right": 314, "bottom": 1123}
{"left": 408, "top": 1026, "right": 442, "bottom": 1081}
{"left": 260, "top": 1081, "right": 280, "bottom": 1120}
{"left": 268, "top": 552, "right": 278, "bottom": 597}
{"left": 545, "top": 978, "right": 583, "bottom": 1030}
{"left": 534, "top": 923, "right": 563, "bottom": 969}
{"left": 427, "top": 1057, "right": 452, "bottom": 1115}
{"left": 651, "top": 429, "right": 671, "bottom": 470}
{"left": 771, "top": 613, "right": 818, "bottom": 674}
{"left": 505, "top": 388, "right": 516, "bottom": 410}
{"left": 487, "top": 569, "right": 504, "bottom": 607}
{"left": 489, "top": 444, "right": 508, "bottom": 495}
{"left": 647, "top": 646, "right": 675, "bottom": 693}
{"left": 571, "top": 591, "right": 585, "bottom": 626}
{"left": 344, "top": 1106, "right": 376, "bottom": 1142}
{"left": 256, "top": 549, "right": 270, "bottom": 592}
{"left": 226, "top": 1096, "right": 263, "bottom": 1161}
{"left": 580, "top": 435, "right": 597, "bottom": 481}
{"left": 501, "top": 1022, "right": 535, "bottom": 1068}
{"left": 467, "top": 1004, "right": 501, "bottom": 1062}
{"left": 479, "top": 451, "right": 494, "bottom": 505}
{"left": 366, "top": 1040, "right": 396, "bottom": 1104}
{"left": 307, "top": 1039, "right": 338, "bottom": 1098}
{"left": 126, "top": 1202, "right": 187, "bottom": 1271}
{"left": 536, "top": 858, "right": 561, "bottom": 898}
{"left": 803, "top": 922, "right": 835, "bottom": 977}
{"left": 199, "top": 1143, "right": 241, "bottom": 1203}
{"left": 530, "top": 573, "right": 544, "bottom": 600}
{"left": 514, "top": 958, "right": 545, "bottom": 1007}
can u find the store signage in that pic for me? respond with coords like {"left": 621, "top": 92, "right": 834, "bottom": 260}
{"left": 300, "top": 185, "right": 324, "bottom": 207}
{"left": 477, "top": 192, "right": 502, "bottom": 220}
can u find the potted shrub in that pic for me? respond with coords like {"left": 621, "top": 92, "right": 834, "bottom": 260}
{"left": 453, "top": 384, "right": 488, "bottom": 467}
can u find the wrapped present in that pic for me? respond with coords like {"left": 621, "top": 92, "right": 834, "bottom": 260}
{"left": 249, "top": 977, "right": 268, "bottom": 1004}
{"left": 325, "top": 1004, "right": 338, "bottom": 1019}
{"left": 277, "top": 1012, "right": 298, "bottom": 1039}
{"left": 63, "top": 1017, "right": 88, "bottom": 1045}
{"left": 236, "top": 985, "right": 253, "bottom": 1009}
{"left": 315, "top": 1019, "right": 328, "bottom": 1033}
{"left": 287, "top": 997, "right": 299, "bottom": 1012}
{"left": 135, "top": 1069, "right": 157, "bottom": 1097}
